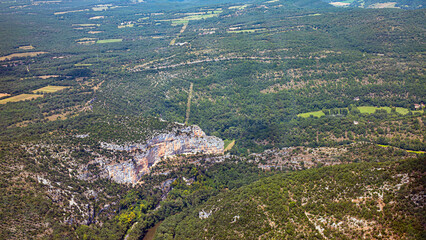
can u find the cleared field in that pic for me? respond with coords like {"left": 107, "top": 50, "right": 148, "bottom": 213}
{"left": 298, "top": 106, "right": 421, "bottom": 118}
{"left": 74, "top": 63, "right": 93, "bottom": 66}
{"left": 227, "top": 29, "right": 263, "bottom": 33}
{"left": 0, "top": 93, "right": 10, "bottom": 98}
{"left": 38, "top": 75, "right": 60, "bottom": 79}
{"left": 89, "top": 16, "right": 104, "bottom": 20}
{"left": 224, "top": 139, "right": 235, "bottom": 152}
{"left": 118, "top": 24, "right": 134, "bottom": 28}
{"left": 18, "top": 45, "right": 34, "bottom": 50}
{"left": 297, "top": 110, "right": 325, "bottom": 118}
{"left": 170, "top": 11, "right": 221, "bottom": 26}
{"left": 97, "top": 39, "right": 123, "bottom": 44}
{"left": 54, "top": 9, "right": 89, "bottom": 15}
{"left": 358, "top": 106, "right": 411, "bottom": 114}
{"left": 72, "top": 24, "right": 100, "bottom": 27}
{"left": 32, "top": 85, "right": 69, "bottom": 93}
{"left": 0, "top": 52, "right": 47, "bottom": 61}
{"left": 76, "top": 38, "right": 97, "bottom": 41}
{"left": 229, "top": 4, "right": 250, "bottom": 10}
{"left": 0, "top": 94, "right": 43, "bottom": 104}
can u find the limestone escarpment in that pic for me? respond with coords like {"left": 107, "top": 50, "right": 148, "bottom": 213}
{"left": 103, "top": 125, "right": 224, "bottom": 184}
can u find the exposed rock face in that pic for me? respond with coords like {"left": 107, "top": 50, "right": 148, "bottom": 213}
{"left": 103, "top": 125, "right": 224, "bottom": 184}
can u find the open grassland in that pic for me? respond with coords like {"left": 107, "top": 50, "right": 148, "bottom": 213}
{"left": 297, "top": 110, "right": 325, "bottom": 118}
{"left": 0, "top": 52, "right": 47, "bottom": 61}
{"left": 97, "top": 39, "right": 122, "bottom": 44}
{"left": 32, "top": 85, "right": 69, "bottom": 93}
{"left": 18, "top": 45, "right": 34, "bottom": 50}
{"left": 0, "top": 94, "right": 43, "bottom": 104}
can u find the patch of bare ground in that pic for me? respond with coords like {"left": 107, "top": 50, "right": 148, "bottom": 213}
{"left": 0, "top": 51, "right": 48, "bottom": 61}
{"left": 92, "top": 80, "right": 104, "bottom": 91}
{"left": 0, "top": 93, "right": 10, "bottom": 98}
{"left": 37, "top": 75, "right": 60, "bottom": 79}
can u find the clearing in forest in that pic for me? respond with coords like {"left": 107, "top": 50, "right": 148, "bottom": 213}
{"left": 357, "top": 106, "right": 411, "bottom": 115}
{"left": 297, "top": 110, "right": 325, "bottom": 118}
{"left": 170, "top": 23, "right": 188, "bottom": 45}
{"left": 0, "top": 52, "right": 47, "bottom": 61}
{"left": 0, "top": 93, "right": 10, "bottom": 98}
{"left": 72, "top": 24, "right": 100, "bottom": 27}
{"left": 0, "top": 94, "right": 43, "bottom": 104}
{"left": 377, "top": 144, "right": 425, "bottom": 154}
{"left": 229, "top": 4, "right": 250, "bottom": 10}
{"left": 18, "top": 45, "right": 35, "bottom": 50}
{"left": 169, "top": 10, "right": 222, "bottom": 26}
{"left": 224, "top": 139, "right": 235, "bottom": 152}
{"left": 227, "top": 28, "right": 264, "bottom": 33}
{"left": 32, "top": 85, "right": 69, "bottom": 93}
{"left": 185, "top": 83, "right": 193, "bottom": 125}
{"left": 97, "top": 39, "right": 123, "bottom": 44}
{"left": 298, "top": 106, "right": 422, "bottom": 118}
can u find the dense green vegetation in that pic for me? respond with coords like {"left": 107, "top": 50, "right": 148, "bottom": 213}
{"left": 157, "top": 157, "right": 426, "bottom": 239}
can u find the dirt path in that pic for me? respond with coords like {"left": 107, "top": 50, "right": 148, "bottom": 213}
{"left": 185, "top": 82, "right": 193, "bottom": 125}
{"left": 170, "top": 23, "right": 188, "bottom": 45}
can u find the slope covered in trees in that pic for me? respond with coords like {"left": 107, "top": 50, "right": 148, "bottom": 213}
{"left": 156, "top": 157, "right": 425, "bottom": 239}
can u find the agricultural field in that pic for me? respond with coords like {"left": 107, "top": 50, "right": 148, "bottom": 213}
{"left": 357, "top": 106, "right": 423, "bottom": 114}
{"left": 0, "top": 52, "right": 47, "bottom": 61}
{"left": 96, "top": 39, "right": 123, "bottom": 43}
{"left": 32, "top": 86, "right": 69, "bottom": 93}
{"left": 18, "top": 45, "right": 34, "bottom": 50}
{"left": 297, "top": 110, "right": 325, "bottom": 118}
{"left": 0, "top": 94, "right": 43, "bottom": 104}
{"left": 169, "top": 10, "right": 222, "bottom": 26}
{"left": 298, "top": 106, "right": 423, "bottom": 118}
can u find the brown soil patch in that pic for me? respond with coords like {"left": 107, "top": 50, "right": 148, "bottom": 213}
{"left": 38, "top": 75, "right": 60, "bottom": 79}
{"left": 0, "top": 52, "right": 48, "bottom": 61}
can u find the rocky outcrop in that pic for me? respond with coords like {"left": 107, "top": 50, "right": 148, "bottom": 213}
{"left": 103, "top": 125, "right": 224, "bottom": 184}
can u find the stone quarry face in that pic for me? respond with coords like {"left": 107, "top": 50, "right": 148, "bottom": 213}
{"left": 104, "top": 125, "right": 224, "bottom": 184}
